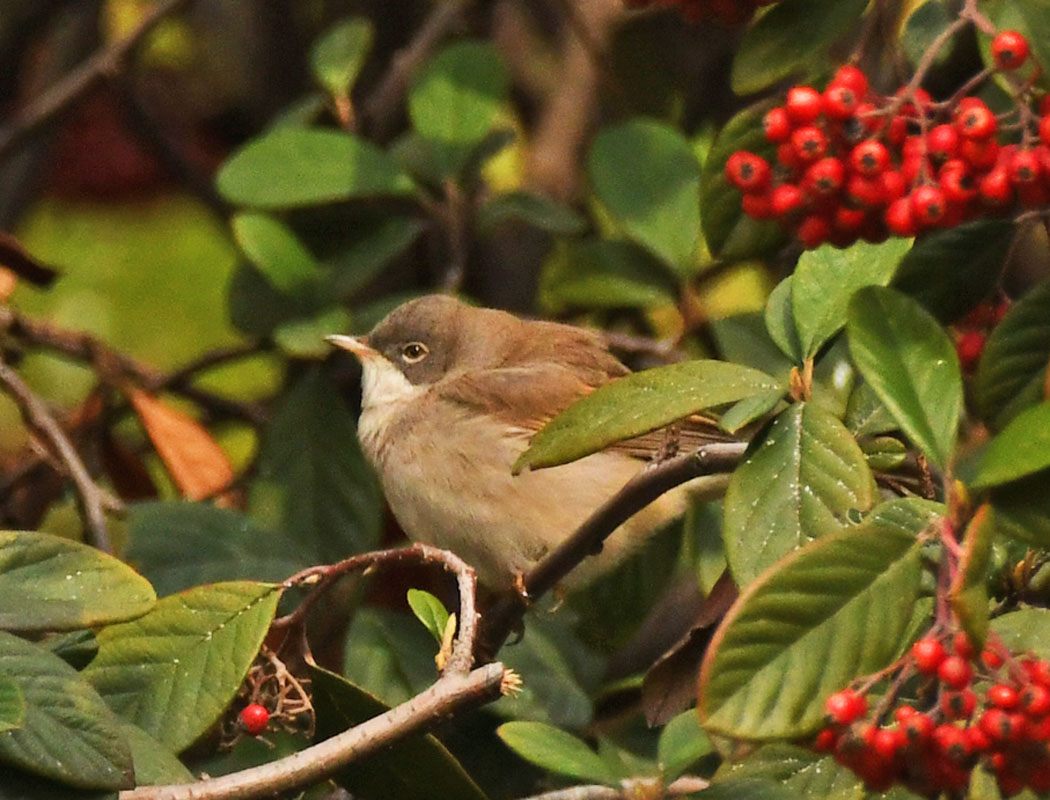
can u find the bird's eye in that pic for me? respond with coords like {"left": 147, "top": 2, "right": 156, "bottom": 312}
{"left": 400, "top": 342, "right": 429, "bottom": 363}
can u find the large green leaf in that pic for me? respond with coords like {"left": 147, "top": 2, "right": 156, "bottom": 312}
{"left": 792, "top": 239, "right": 912, "bottom": 358}
{"left": 587, "top": 119, "right": 702, "bottom": 275}
{"left": 699, "top": 523, "right": 923, "bottom": 739}
{"left": 249, "top": 367, "right": 381, "bottom": 562}
{"left": 0, "top": 531, "right": 155, "bottom": 633}
{"left": 657, "top": 711, "right": 712, "bottom": 782}
{"left": 476, "top": 191, "right": 587, "bottom": 236}
{"left": 515, "top": 360, "right": 780, "bottom": 472}
{"left": 723, "top": 403, "right": 876, "bottom": 586}
{"left": 950, "top": 505, "right": 994, "bottom": 649}
{"left": 343, "top": 608, "right": 437, "bottom": 708}
{"left": 1015, "top": 0, "right": 1050, "bottom": 86}
{"left": 764, "top": 276, "right": 802, "bottom": 363}
{"left": 0, "top": 674, "right": 24, "bottom": 732}
{"left": 847, "top": 287, "right": 962, "bottom": 469}
{"left": 497, "top": 722, "right": 618, "bottom": 785}
{"left": 892, "top": 219, "right": 1014, "bottom": 323}
{"left": 216, "top": 128, "right": 414, "bottom": 208}
{"left": 0, "top": 632, "right": 133, "bottom": 790}
{"left": 972, "top": 403, "right": 1050, "bottom": 489}
{"left": 989, "top": 607, "right": 1050, "bottom": 660}
{"left": 310, "top": 18, "right": 373, "bottom": 99}
{"left": 991, "top": 470, "right": 1050, "bottom": 548}
{"left": 231, "top": 213, "right": 321, "bottom": 297}
{"left": 715, "top": 744, "right": 863, "bottom": 800}
{"left": 84, "top": 581, "right": 282, "bottom": 752}
{"left": 975, "top": 280, "right": 1050, "bottom": 430}
{"left": 126, "top": 502, "right": 303, "bottom": 597}
{"left": 408, "top": 40, "right": 508, "bottom": 147}
{"left": 120, "top": 721, "right": 194, "bottom": 785}
{"left": 326, "top": 216, "right": 425, "bottom": 299}
{"left": 311, "top": 665, "right": 490, "bottom": 800}
{"left": 699, "top": 102, "right": 785, "bottom": 260}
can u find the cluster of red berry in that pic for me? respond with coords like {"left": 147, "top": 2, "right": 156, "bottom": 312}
{"left": 954, "top": 297, "right": 1009, "bottom": 371}
{"left": 725, "top": 31, "right": 1049, "bottom": 249}
{"left": 815, "top": 632, "right": 1050, "bottom": 797}
{"left": 623, "top": 0, "right": 778, "bottom": 26}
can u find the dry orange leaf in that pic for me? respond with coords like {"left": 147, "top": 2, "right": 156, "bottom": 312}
{"left": 127, "top": 387, "right": 234, "bottom": 502}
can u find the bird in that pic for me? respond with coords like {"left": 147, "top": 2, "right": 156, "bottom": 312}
{"left": 327, "top": 294, "right": 726, "bottom": 590}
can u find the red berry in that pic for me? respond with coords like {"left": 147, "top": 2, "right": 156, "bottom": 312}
{"left": 239, "top": 703, "right": 270, "bottom": 735}
{"left": 989, "top": 684, "right": 1021, "bottom": 710}
{"left": 872, "top": 727, "right": 905, "bottom": 760}
{"left": 902, "top": 712, "right": 934, "bottom": 745}
{"left": 938, "top": 655, "right": 973, "bottom": 689}
{"left": 1017, "top": 180, "right": 1048, "bottom": 207}
{"left": 886, "top": 115, "right": 908, "bottom": 146}
{"left": 956, "top": 330, "right": 986, "bottom": 371}
{"left": 960, "top": 137, "right": 1000, "bottom": 169}
{"left": 1022, "top": 684, "right": 1050, "bottom": 717}
{"left": 894, "top": 705, "right": 918, "bottom": 723}
{"left": 785, "top": 86, "right": 823, "bottom": 123}
{"left": 939, "top": 159, "right": 977, "bottom": 204}
{"left": 953, "top": 632, "right": 975, "bottom": 659}
{"left": 911, "top": 185, "right": 947, "bottom": 226}
{"left": 992, "top": 30, "right": 1030, "bottom": 71}
{"left": 832, "top": 65, "right": 869, "bottom": 97}
{"left": 803, "top": 157, "right": 845, "bottom": 196}
{"left": 933, "top": 724, "right": 971, "bottom": 764}
{"left": 814, "top": 727, "right": 839, "bottom": 752}
{"left": 791, "top": 126, "right": 828, "bottom": 162}
{"left": 763, "top": 107, "right": 793, "bottom": 143}
{"left": 956, "top": 101, "right": 998, "bottom": 139}
{"left": 927, "top": 124, "right": 960, "bottom": 161}
{"left": 1040, "top": 114, "right": 1050, "bottom": 146}
{"left": 726, "top": 151, "right": 772, "bottom": 192}
{"left": 833, "top": 206, "right": 866, "bottom": 234}
{"left": 982, "top": 648, "right": 1005, "bottom": 669}
{"left": 980, "top": 708, "right": 1017, "bottom": 743}
{"left": 771, "top": 183, "right": 805, "bottom": 216}
{"left": 847, "top": 175, "right": 886, "bottom": 207}
{"left": 966, "top": 724, "right": 992, "bottom": 753}
{"left": 825, "top": 688, "right": 867, "bottom": 724}
{"left": 776, "top": 142, "right": 803, "bottom": 170}
{"left": 1023, "top": 658, "right": 1050, "bottom": 687}
{"left": 979, "top": 167, "right": 1014, "bottom": 206}
{"left": 912, "top": 637, "right": 947, "bottom": 674}
{"left": 1009, "top": 149, "right": 1042, "bottom": 184}
{"left": 850, "top": 139, "right": 890, "bottom": 176}
{"left": 797, "top": 214, "right": 831, "bottom": 248}
{"left": 879, "top": 170, "right": 907, "bottom": 202}
{"left": 941, "top": 688, "right": 977, "bottom": 720}
{"left": 823, "top": 84, "right": 859, "bottom": 120}
{"left": 885, "top": 197, "right": 917, "bottom": 237}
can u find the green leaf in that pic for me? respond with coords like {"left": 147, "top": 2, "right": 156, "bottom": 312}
{"left": 310, "top": 18, "right": 373, "bottom": 98}
{"left": 408, "top": 41, "right": 508, "bottom": 146}
{"left": 860, "top": 435, "right": 908, "bottom": 471}
{"left": 658, "top": 710, "right": 712, "bottom": 781}
{"left": 497, "top": 722, "right": 618, "bottom": 785}
{"left": 231, "top": 213, "right": 320, "bottom": 296}
{"left": 516, "top": 360, "right": 781, "bottom": 472}
{"left": 792, "top": 239, "right": 912, "bottom": 358}
{"left": 903, "top": 1, "right": 958, "bottom": 69}
{"left": 273, "top": 306, "right": 353, "bottom": 359}
{"left": 697, "top": 779, "right": 800, "bottom": 800}
{"left": 719, "top": 389, "right": 785, "bottom": 434}
{"left": 975, "top": 279, "right": 1050, "bottom": 430}
{"left": 0, "top": 674, "right": 24, "bottom": 732}
{"left": 990, "top": 607, "right": 1050, "bottom": 660}
{"left": 699, "top": 523, "right": 923, "bottom": 739}
{"left": 0, "top": 531, "right": 155, "bottom": 633}
{"left": 84, "top": 581, "right": 282, "bottom": 752}
{"left": 326, "top": 216, "right": 425, "bottom": 299}
{"left": 731, "top": 0, "right": 869, "bottom": 95}
{"left": 120, "top": 721, "right": 194, "bottom": 785}
{"left": 764, "top": 276, "right": 802, "bottom": 363}
{"left": 700, "top": 102, "right": 785, "bottom": 261}
{"left": 845, "top": 383, "right": 898, "bottom": 438}
{"left": 537, "top": 238, "right": 677, "bottom": 315}
{"left": 715, "top": 744, "right": 863, "bottom": 800}
{"left": 216, "top": 128, "right": 414, "bottom": 208}
{"left": 892, "top": 219, "right": 1014, "bottom": 322}
{"left": 0, "top": 631, "right": 133, "bottom": 790}
{"left": 847, "top": 286, "right": 963, "bottom": 469}
{"left": 44, "top": 630, "right": 98, "bottom": 671}
{"left": 588, "top": 119, "right": 702, "bottom": 275}
{"left": 407, "top": 590, "right": 450, "bottom": 645}
{"left": 860, "top": 496, "right": 946, "bottom": 537}
{"left": 990, "top": 470, "right": 1050, "bottom": 549}
{"left": 311, "top": 665, "right": 490, "bottom": 800}
{"left": 126, "top": 502, "right": 303, "bottom": 597}
{"left": 249, "top": 367, "right": 382, "bottom": 562}
{"left": 1015, "top": 0, "right": 1050, "bottom": 86}
{"left": 950, "top": 505, "right": 994, "bottom": 649}
{"left": 476, "top": 191, "right": 587, "bottom": 236}
{"left": 723, "top": 404, "right": 876, "bottom": 586}
{"left": 343, "top": 608, "right": 437, "bottom": 707}
{"left": 972, "top": 403, "right": 1050, "bottom": 489}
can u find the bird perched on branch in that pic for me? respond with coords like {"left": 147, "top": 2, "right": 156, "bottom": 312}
{"left": 327, "top": 295, "right": 727, "bottom": 590}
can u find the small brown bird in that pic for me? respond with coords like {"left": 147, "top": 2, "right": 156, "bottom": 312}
{"left": 327, "top": 295, "right": 725, "bottom": 589}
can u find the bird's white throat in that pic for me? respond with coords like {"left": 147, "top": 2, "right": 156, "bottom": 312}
{"left": 357, "top": 356, "right": 426, "bottom": 461}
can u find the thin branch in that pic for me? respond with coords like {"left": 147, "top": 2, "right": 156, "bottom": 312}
{"left": 119, "top": 662, "right": 507, "bottom": 800}
{"left": 0, "top": 0, "right": 195, "bottom": 164}
{"left": 0, "top": 358, "right": 112, "bottom": 551}
{"left": 0, "top": 305, "right": 267, "bottom": 426}
{"left": 517, "top": 776, "right": 709, "bottom": 800}
{"left": 478, "top": 442, "right": 747, "bottom": 658}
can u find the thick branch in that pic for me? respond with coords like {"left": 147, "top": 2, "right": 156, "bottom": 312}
{"left": 0, "top": 358, "right": 112, "bottom": 551}
{"left": 119, "top": 663, "right": 506, "bottom": 800}
{"left": 478, "top": 442, "right": 747, "bottom": 657}
{"left": 518, "top": 776, "right": 709, "bottom": 800}
{"left": 0, "top": 0, "right": 194, "bottom": 164}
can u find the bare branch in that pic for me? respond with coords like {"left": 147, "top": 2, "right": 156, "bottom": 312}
{"left": 0, "top": 0, "right": 195, "bottom": 164}
{"left": 517, "top": 776, "right": 709, "bottom": 800}
{"left": 0, "top": 358, "right": 113, "bottom": 551}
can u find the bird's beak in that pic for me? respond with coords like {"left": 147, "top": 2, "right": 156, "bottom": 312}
{"left": 325, "top": 334, "right": 379, "bottom": 361}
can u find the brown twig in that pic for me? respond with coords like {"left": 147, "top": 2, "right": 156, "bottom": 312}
{"left": 118, "top": 662, "right": 506, "bottom": 800}
{"left": 0, "top": 358, "right": 113, "bottom": 551}
{"left": 516, "top": 776, "right": 709, "bottom": 800}
{"left": 477, "top": 442, "right": 747, "bottom": 658}
{"left": 0, "top": 305, "right": 267, "bottom": 426}
{"left": 0, "top": 0, "right": 195, "bottom": 164}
